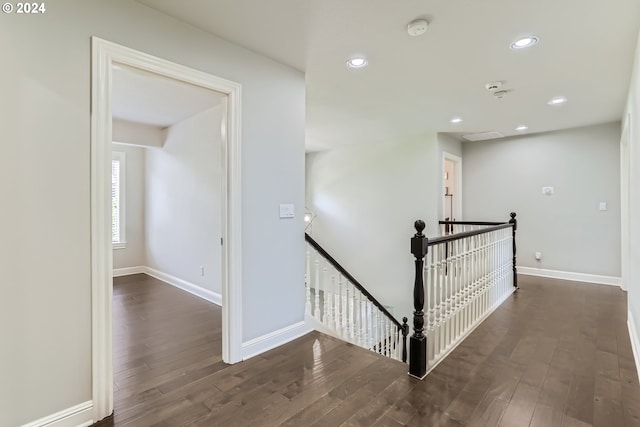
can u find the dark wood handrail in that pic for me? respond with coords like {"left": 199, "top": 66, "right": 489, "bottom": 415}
{"left": 429, "top": 223, "right": 513, "bottom": 246}
{"left": 305, "top": 233, "right": 402, "bottom": 329}
{"left": 439, "top": 220, "right": 507, "bottom": 226}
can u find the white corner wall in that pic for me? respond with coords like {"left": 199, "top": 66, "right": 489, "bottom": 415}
{"left": 112, "top": 143, "right": 146, "bottom": 269}
{"left": 0, "top": 1, "right": 305, "bottom": 425}
{"left": 463, "top": 122, "right": 622, "bottom": 278}
{"left": 305, "top": 134, "right": 440, "bottom": 321}
{"left": 625, "top": 29, "right": 640, "bottom": 372}
{"left": 145, "top": 106, "right": 222, "bottom": 294}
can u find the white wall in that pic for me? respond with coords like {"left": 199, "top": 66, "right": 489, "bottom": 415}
{"left": 0, "top": 1, "right": 305, "bottom": 425}
{"left": 305, "top": 134, "right": 440, "bottom": 322}
{"left": 145, "top": 106, "right": 222, "bottom": 294}
{"left": 462, "top": 122, "right": 622, "bottom": 277}
{"left": 624, "top": 29, "right": 640, "bottom": 361}
{"left": 112, "top": 143, "right": 146, "bottom": 268}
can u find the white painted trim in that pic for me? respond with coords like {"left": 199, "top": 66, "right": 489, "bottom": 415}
{"left": 241, "top": 321, "right": 312, "bottom": 361}
{"left": 628, "top": 310, "right": 640, "bottom": 383}
{"left": 621, "top": 114, "right": 631, "bottom": 291}
{"left": 144, "top": 267, "right": 222, "bottom": 306}
{"left": 220, "top": 90, "right": 244, "bottom": 365}
{"left": 91, "top": 37, "right": 243, "bottom": 423}
{"left": 517, "top": 266, "right": 621, "bottom": 287}
{"left": 20, "top": 401, "right": 93, "bottom": 427}
{"left": 113, "top": 266, "right": 145, "bottom": 277}
{"left": 90, "top": 36, "right": 114, "bottom": 423}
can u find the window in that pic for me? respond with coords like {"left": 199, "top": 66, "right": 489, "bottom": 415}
{"left": 112, "top": 151, "right": 126, "bottom": 249}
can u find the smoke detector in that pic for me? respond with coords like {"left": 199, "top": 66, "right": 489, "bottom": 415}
{"left": 407, "top": 19, "right": 428, "bottom": 36}
{"left": 485, "top": 81, "right": 502, "bottom": 91}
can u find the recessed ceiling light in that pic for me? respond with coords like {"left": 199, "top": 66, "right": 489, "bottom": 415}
{"left": 511, "top": 36, "right": 539, "bottom": 49}
{"left": 450, "top": 117, "right": 463, "bottom": 124}
{"left": 547, "top": 96, "right": 567, "bottom": 105}
{"left": 347, "top": 57, "right": 368, "bottom": 68}
{"left": 515, "top": 125, "right": 528, "bottom": 131}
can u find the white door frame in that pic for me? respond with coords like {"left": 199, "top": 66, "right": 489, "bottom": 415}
{"left": 442, "top": 152, "right": 462, "bottom": 221}
{"left": 90, "top": 37, "right": 243, "bottom": 422}
{"left": 621, "top": 114, "right": 630, "bottom": 292}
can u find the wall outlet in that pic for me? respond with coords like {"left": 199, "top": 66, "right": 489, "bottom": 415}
{"left": 541, "top": 186, "right": 554, "bottom": 195}
{"left": 535, "top": 252, "right": 542, "bottom": 261}
{"left": 200, "top": 266, "right": 204, "bottom": 276}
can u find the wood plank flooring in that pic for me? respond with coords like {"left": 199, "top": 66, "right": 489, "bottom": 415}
{"left": 95, "top": 274, "right": 640, "bottom": 426}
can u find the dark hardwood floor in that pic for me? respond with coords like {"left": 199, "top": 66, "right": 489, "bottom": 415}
{"left": 96, "top": 273, "right": 640, "bottom": 426}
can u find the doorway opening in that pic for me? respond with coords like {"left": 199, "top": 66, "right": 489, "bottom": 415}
{"left": 442, "top": 153, "right": 462, "bottom": 229}
{"left": 91, "top": 37, "right": 243, "bottom": 422}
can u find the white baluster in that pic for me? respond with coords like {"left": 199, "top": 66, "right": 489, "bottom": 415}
{"left": 355, "top": 292, "right": 362, "bottom": 346}
{"left": 453, "top": 239, "right": 461, "bottom": 341}
{"left": 387, "top": 317, "right": 392, "bottom": 357}
{"left": 341, "top": 277, "right": 348, "bottom": 338}
{"left": 350, "top": 286, "right": 357, "bottom": 341}
{"left": 335, "top": 275, "right": 342, "bottom": 337}
{"left": 461, "top": 236, "right": 469, "bottom": 333}
{"left": 431, "top": 244, "right": 439, "bottom": 358}
{"left": 345, "top": 282, "right": 355, "bottom": 342}
{"left": 313, "top": 257, "right": 320, "bottom": 319}
{"left": 374, "top": 307, "right": 380, "bottom": 352}
{"left": 328, "top": 274, "right": 335, "bottom": 329}
{"left": 445, "top": 242, "right": 453, "bottom": 350}
{"left": 426, "top": 247, "right": 435, "bottom": 364}
{"left": 305, "top": 245, "right": 311, "bottom": 315}
{"left": 378, "top": 308, "right": 383, "bottom": 354}
{"left": 364, "top": 299, "right": 371, "bottom": 349}
{"left": 322, "top": 266, "right": 329, "bottom": 325}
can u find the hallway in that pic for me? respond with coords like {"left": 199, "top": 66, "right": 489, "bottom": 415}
{"left": 99, "top": 274, "right": 640, "bottom": 426}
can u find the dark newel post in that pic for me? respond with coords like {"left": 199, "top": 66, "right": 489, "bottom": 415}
{"left": 401, "top": 317, "right": 409, "bottom": 363}
{"left": 410, "top": 220, "right": 428, "bottom": 378}
{"left": 509, "top": 212, "right": 518, "bottom": 288}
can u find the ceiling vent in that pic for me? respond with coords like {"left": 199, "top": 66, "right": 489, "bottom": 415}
{"left": 462, "top": 131, "right": 504, "bottom": 142}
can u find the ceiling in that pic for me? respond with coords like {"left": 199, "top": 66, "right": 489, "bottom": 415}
{"left": 112, "top": 63, "right": 222, "bottom": 128}
{"left": 135, "top": 0, "right": 640, "bottom": 150}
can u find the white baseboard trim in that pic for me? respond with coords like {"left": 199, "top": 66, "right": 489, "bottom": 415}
{"left": 517, "top": 266, "right": 621, "bottom": 287}
{"left": 242, "top": 321, "right": 313, "bottom": 361}
{"left": 113, "top": 266, "right": 145, "bottom": 277}
{"left": 144, "top": 267, "right": 222, "bottom": 306}
{"left": 113, "top": 266, "right": 222, "bottom": 306}
{"left": 628, "top": 310, "right": 640, "bottom": 383}
{"left": 21, "top": 401, "right": 93, "bottom": 427}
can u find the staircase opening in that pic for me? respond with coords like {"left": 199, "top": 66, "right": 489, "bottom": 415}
{"left": 305, "top": 213, "right": 518, "bottom": 380}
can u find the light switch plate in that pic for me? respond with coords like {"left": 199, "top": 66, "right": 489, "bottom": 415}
{"left": 599, "top": 202, "right": 607, "bottom": 211}
{"left": 279, "top": 203, "right": 295, "bottom": 218}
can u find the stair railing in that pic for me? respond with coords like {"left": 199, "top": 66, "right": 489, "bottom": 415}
{"left": 305, "top": 233, "right": 409, "bottom": 362}
{"left": 409, "top": 213, "right": 518, "bottom": 378}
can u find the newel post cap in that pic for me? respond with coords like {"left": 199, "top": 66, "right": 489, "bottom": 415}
{"left": 411, "top": 220, "right": 428, "bottom": 258}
